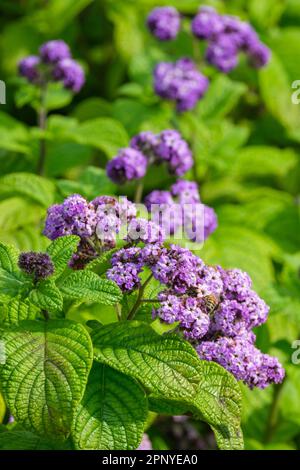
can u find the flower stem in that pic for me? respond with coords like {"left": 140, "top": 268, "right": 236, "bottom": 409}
{"left": 115, "top": 303, "right": 122, "bottom": 321}
{"left": 134, "top": 180, "right": 144, "bottom": 204}
{"left": 37, "top": 83, "right": 48, "bottom": 176}
{"left": 127, "top": 273, "right": 153, "bottom": 320}
{"left": 264, "top": 379, "right": 285, "bottom": 443}
{"left": 42, "top": 309, "right": 49, "bottom": 321}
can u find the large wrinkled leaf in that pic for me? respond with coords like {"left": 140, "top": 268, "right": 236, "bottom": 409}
{"left": 0, "top": 319, "right": 93, "bottom": 438}
{"left": 46, "top": 236, "right": 80, "bottom": 279}
{"left": 72, "top": 363, "right": 147, "bottom": 450}
{"left": 92, "top": 321, "right": 243, "bottom": 450}
{"left": 60, "top": 271, "right": 122, "bottom": 305}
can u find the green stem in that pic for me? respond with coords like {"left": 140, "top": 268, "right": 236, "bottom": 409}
{"left": 264, "top": 379, "right": 285, "bottom": 443}
{"left": 37, "top": 83, "right": 48, "bottom": 176}
{"left": 115, "top": 303, "right": 122, "bottom": 322}
{"left": 127, "top": 274, "right": 153, "bottom": 320}
{"left": 134, "top": 180, "right": 144, "bottom": 204}
{"left": 42, "top": 309, "right": 49, "bottom": 321}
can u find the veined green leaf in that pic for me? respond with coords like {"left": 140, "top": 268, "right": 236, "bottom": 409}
{"left": 46, "top": 236, "right": 80, "bottom": 279}
{"left": 0, "top": 319, "right": 93, "bottom": 438}
{"left": 29, "top": 280, "right": 63, "bottom": 313}
{"left": 0, "top": 242, "right": 19, "bottom": 273}
{"left": 60, "top": 271, "right": 122, "bottom": 305}
{"left": 2, "top": 298, "right": 39, "bottom": 326}
{"left": 91, "top": 321, "right": 243, "bottom": 450}
{"left": 0, "top": 269, "right": 29, "bottom": 303}
{"left": 72, "top": 363, "right": 147, "bottom": 450}
{"left": 0, "top": 173, "right": 56, "bottom": 208}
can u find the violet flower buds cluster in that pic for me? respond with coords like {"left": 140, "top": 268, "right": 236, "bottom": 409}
{"left": 192, "top": 6, "right": 271, "bottom": 72}
{"left": 107, "top": 241, "right": 284, "bottom": 389}
{"left": 18, "top": 39, "right": 85, "bottom": 92}
{"left": 145, "top": 180, "right": 218, "bottom": 243}
{"left": 107, "top": 130, "right": 193, "bottom": 184}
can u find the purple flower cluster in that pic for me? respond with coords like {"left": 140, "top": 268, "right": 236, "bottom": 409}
{"left": 44, "top": 194, "right": 137, "bottom": 269}
{"left": 107, "top": 148, "right": 148, "bottom": 184}
{"left": 18, "top": 252, "right": 54, "bottom": 280}
{"left": 145, "top": 180, "right": 218, "bottom": 242}
{"left": 107, "top": 130, "right": 193, "bottom": 184}
{"left": 153, "top": 58, "right": 209, "bottom": 112}
{"left": 107, "top": 240, "right": 284, "bottom": 389}
{"left": 192, "top": 6, "right": 270, "bottom": 72}
{"left": 18, "top": 39, "right": 85, "bottom": 92}
{"left": 147, "top": 7, "right": 181, "bottom": 41}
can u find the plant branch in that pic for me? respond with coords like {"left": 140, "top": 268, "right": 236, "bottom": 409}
{"left": 127, "top": 273, "right": 153, "bottom": 320}
{"left": 264, "top": 378, "right": 285, "bottom": 443}
{"left": 134, "top": 180, "right": 144, "bottom": 204}
{"left": 37, "top": 82, "right": 48, "bottom": 176}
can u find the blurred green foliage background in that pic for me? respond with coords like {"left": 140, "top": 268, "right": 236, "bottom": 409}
{"left": 0, "top": 0, "right": 299, "bottom": 450}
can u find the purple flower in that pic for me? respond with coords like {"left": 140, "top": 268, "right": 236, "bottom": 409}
{"left": 18, "top": 56, "right": 40, "bottom": 82}
{"left": 43, "top": 194, "right": 96, "bottom": 240}
{"left": 137, "top": 434, "right": 152, "bottom": 450}
{"left": 197, "top": 336, "right": 285, "bottom": 389}
{"left": 107, "top": 261, "right": 143, "bottom": 293}
{"left": 53, "top": 58, "right": 85, "bottom": 92}
{"left": 40, "top": 40, "right": 71, "bottom": 64}
{"left": 18, "top": 252, "right": 54, "bottom": 280}
{"left": 153, "top": 291, "right": 210, "bottom": 340}
{"left": 171, "top": 180, "right": 200, "bottom": 204}
{"left": 205, "top": 34, "right": 238, "bottom": 73}
{"left": 107, "top": 148, "right": 148, "bottom": 184}
{"left": 221, "top": 268, "right": 252, "bottom": 301}
{"left": 155, "top": 130, "right": 193, "bottom": 176}
{"left": 126, "top": 218, "right": 165, "bottom": 244}
{"left": 130, "top": 131, "right": 159, "bottom": 160}
{"left": 147, "top": 7, "right": 181, "bottom": 41}
{"left": 248, "top": 42, "right": 271, "bottom": 68}
{"left": 191, "top": 6, "right": 224, "bottom": 40}
{"left": 154, "top": 58, "right": 209, "bottom": 112}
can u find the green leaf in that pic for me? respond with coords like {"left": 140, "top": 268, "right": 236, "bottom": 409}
{"left": 0, "top": 430, "right": 59, "bottom": 450}
{"left": 60, "top": 271, "right": 122, "bottom": 305}
{"left": 0, "top": 319, "right": 93, "bottom": 438}
{"left": 0, "top": 269, "right": 29, "bottom": 302}
{"left": 0, "top": 173, "right": 56, "bottom": 207}
{"left": 91, "top": 321, "right": 243, "bottom": 450}
{"left": 0, "top": 393, "right": 5, "bottom": 424}
{"left": 2, "top": 298, "right": 39, "bottom": 326}
{"left": 259, "top": 53, "right": 300, "bottom": 132}
{"left": 73, "top": 118, "right": 129, "bottom": 158}
{"left": 29, "top": 280, "right": 63, "bottom": 313}
{"left": 72, "top": 363, "right": 147, "bottom": 450}
{"left": 46, "top": 236, "right": 80, "bottom": 279}
{"left": 0, "top": 242, "right": 19, "bottom": 273}
{"left": 197, "top": 75, "right": 246, "bottom": 121}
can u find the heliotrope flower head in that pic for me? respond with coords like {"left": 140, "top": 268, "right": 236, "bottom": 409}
{"left": 145, "top": 180, "right": 217, "bottom": 242}
{"left": 43, "top": 194, "right": 96, "bottom": 240}
{"left": 106, "top": 148, "right": 148, "bottom": 184}
{"left": 155, "top": 130, "right": 193, "bottom": 176}
{"left": 18, "top": 252, "right": 54, "bottom": 280}
{"left": 197, "top": 335, "right": 284, "bottom": 389}
{"left": 191, "top": 6, "right": 224, "bottom": 40}
{"left": 154, "top": 58, "right": 209, "bottom": 112}
{"left": 147, "top": 6, "right": 181, "bottom": 41}
{"left": 130, "top": 131, "right": 159, "bottom": 161}
{"left": 52, "top": 58, "right": 85, "bottom": 92}
{"left": 190, "top": 6, "right": 270, "bottom": 73}
{"left": 108, "top": 239, "right": 283, "bottom": 389}
{"left": 39, "top": 40, "right": 71, "bottom": 64}
{"left": 18, "top": 56, "right": 41, "bottom": 83}
{"left": 18, "top": 40, "right": 85, "bottom": 92}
